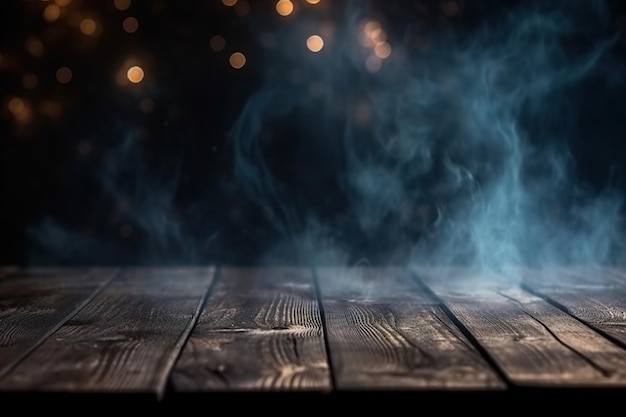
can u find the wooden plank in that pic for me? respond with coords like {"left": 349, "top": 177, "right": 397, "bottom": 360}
{"left": 519, "top": 266, "right": 626, "bottom": 348}
{"left": 171, "top": 267, "right": 331, "bottom": 391}
{"left": 316, "top": 266, "right": 505, "bottom": 389}
{"left": 413, "top": 265, "right": 626, "bottom": 388}
{"left": 0, "top": 267, "right": 216, "bottom": 399}
{"left": 0, "top": 267, "right": 117, "bottom": 379}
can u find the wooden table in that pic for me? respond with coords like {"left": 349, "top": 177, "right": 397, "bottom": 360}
{"left": 1, "top": 264, "right": 625, "bottom": 411}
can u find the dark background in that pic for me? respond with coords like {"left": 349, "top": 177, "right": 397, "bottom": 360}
{"left": 1, "top": 0, "right": 626, "bottom": 266}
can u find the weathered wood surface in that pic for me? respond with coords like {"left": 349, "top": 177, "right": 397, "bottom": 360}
{"left": 413, "top": 266, "right": 626, "bottom": 388}
{"left": 171, "top": 267, "right": 331, "bottom": 391}
{"left": 0, "top": 267, "right": 215, "bottom": 399}
{"left": 316, "top": 266, "right": 505, "bottom": 389}
{"left": 519, "top": 266, "right": 626, "bottom": 349}
{"left": 1, "top": 264, "right": 626, "bottom": 403}
{"left": 0, "top": 267, "right": 118, "bottom": 379}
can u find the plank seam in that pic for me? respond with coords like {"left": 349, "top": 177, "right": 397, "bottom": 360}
{"left": 311, "top": 266, "right": 337, "bottom": 391}
{"left": 407, "top": 267, "right": 513, "bottom": 389}
{"left": 0, "top": 267, "right": 121, "bottom": 381}
{"left": 158, "top": 265, "right": 222, "bottom": 401}
{"left": 521, "top": 283, "right": 626, "bottom": 354}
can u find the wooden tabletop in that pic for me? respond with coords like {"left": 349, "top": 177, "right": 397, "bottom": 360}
{"left": 1, "top": 264, "right": 625, "bottom": 410}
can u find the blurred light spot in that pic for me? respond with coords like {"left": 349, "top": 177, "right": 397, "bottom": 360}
{"left": 374, "top": 42, "right": 391, "bottom": 59}
{"left": 229, "top": 52, "right": 246, "bottom": 69}
{"left": 123, "top": 16, "right": 139, "bottom": 33}
{"left": 210, "top": 35, "right": 226, "bottom": 52}
{"left": 26, "top": 37, "right": 44, "bottom": 56}
{"left": 40, "top": 100, "right": 62, "bottom": 118}
{"left": 80, "top": 18, "right": 97, "bottom": 35}
{"left": 43, "top": 4, "right": 61, "bottom": 22}
{"left": 77, "top": 139, "right": 92, "bottom": 156}
{"left": 114, "top": 0, "right": 131, "bottom": 11}
{"left": 8, "top": 98, "right": 31, "bottom": 123}
{"left": 8, "top": 98, "right": 25, "bottom": 115}
{"left": 276, "top": 0, "right": 293, "bottom": 16}
{"left": 306, "top": 0, "right": 320, "bottom": 4}
{"left": 54, "top": 0, "right": 72, "bottom": 6}
{"left": 140, "top": 98, "right": 154, "bottom": 113}
{"left": 22, "top": 73, "right": 39, "bottom": 90}
{"left": 364, "top": 21, "right": 380, "bottom": 36}
{"left": 234, "top": 0, "right": 250, "bottom": 16}
{"left": 365, "top": 55, "right": 382, "bottom": 73}
{"left": 120, "top": 224, "right": 134, "bottom": 238}
{"left": 127, "top": 65, "right": 144, "bottom": 83}
{"left": 306, "top": 35, "right": 324, "bottom": 52}
{"left": 442, "top": 0, "right": 460, "bottom": 17}
{"left": 222, "top": 0, "right": 237, "bottom": 5}
{"left": 56, "top": 66, "right": 72, "bottom": 84}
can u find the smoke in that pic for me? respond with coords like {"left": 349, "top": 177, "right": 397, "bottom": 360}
{"left": 226, "top": 0, "right": 626, "bottom": 270}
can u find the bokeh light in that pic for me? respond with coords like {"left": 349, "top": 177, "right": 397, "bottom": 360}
{"left": 123, "top": 17, "right": 139, "bottom": 33}
{"left": 210, "top": 35, "right": 226, "bottom": 52}
{"left": 306, "top": 35, "right": 324, "bottom": 52}
{"left": 114, "top": 0, "right": 131, "bottom": 11}
{"left": 276, "top": 0, "right": 294, "bottom": 17}
{"left": 80, "top": 18, "right": 98, "bottom": 36}
{"left": 26, "top": 38, "right": 44, "bottom": 57}
{"left": 22, "top": 74, "right": 39, "bottom": 90}
{"left": 56, "top": 67, "right": 73, "bottom": 84}
{"left": 222, "top": 0, "right": 237, "bottom": 6}
{"left": 306, "top": 0, "right": 321, "bottom": 4}
{"left": 229, "top": 52, "right": 246, "bottom": 69}
{"left": 43, "top": 4, "right": 61, "bottom": 22}
{"left": 127, "top": 65, "right": 144, "bottom": 83}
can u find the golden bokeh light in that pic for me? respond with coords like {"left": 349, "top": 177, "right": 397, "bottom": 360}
{"left": 114, "top": 0, "right": 131, "bottom": 11}
{"left": 127, "top": 65, "right": 144, "bottom": 83}
{"left": 22, "top": 73, "right": 39, "bottom": 90}
{"left": 56, "top": 66, "right": 73, "bottom": 84}
{"left": 43, "top": 4, "right": 62, "bottom": 22}
{"left": 306, "top": 35, "right": 324, "bottom": 52}
{"left": 8, "top": 97, "right": 25, "bottom": 115}
{"left": 41, "top": 100, "right": 62, "bottom": 118}
{"left": 26, "top": 38, "right": 44, "bottom": 57}
{"left": 123, "top": 17, "right": 139, "bottom": 33}
{"left": 365, "top": 55, "right": 382, "bottom": 73}
{"left": 229, "top": 52, "right": 246, "bottom": 69}
{"left": 374, "top": 42, "right": 392, "bottom": 59}
{"left": 306, "top": 0, "right": 320, "bottom": 4}
{"left": 80, "top": 18, "right": 97, "bottom": 35}
{"left": 276, "top": 0, "right": 294, "bottom": 16}
{"left": 222, "top": 0, "right": 238, "bottom": 6}
{"left": 234, "top": 0, "right": 250, "bottom": 16}
{"left": 210, "top": 35, "right": 226, "bottom": 52}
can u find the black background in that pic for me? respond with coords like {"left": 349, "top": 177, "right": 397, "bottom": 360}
{"left": 1, "top": 0, "right": 625, "bottom": 266}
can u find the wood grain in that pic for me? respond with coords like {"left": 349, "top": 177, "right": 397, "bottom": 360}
{"left": 0, "top": 267, "right": 117, "bottom": 379}
{"left": 520, "top": 266, "right": 626, "bottom": 348}
{"left": 0, "top": 267, "right": 215, "bottom": 399}
{"left": 413, "top": 265, "right": 626, "bottom": 388}
{"left": 316, "top": 266, "right": 505, "bottom": 389}
{"left": 171, "top": 267, "right": 331, "bottom": 391}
